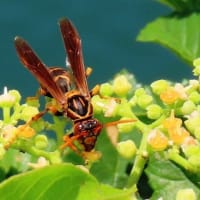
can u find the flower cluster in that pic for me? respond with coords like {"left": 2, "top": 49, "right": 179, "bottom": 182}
{"left": 1, "top": 60, "right": 200, "bottom": 177}
{"left": 0, "top": 87, "right": 61, "bottom": 166}
{"left": 90, "top": 62, "right": 200, "bottom": 175}
{"left": 0, "top": 87, "right": 37, "bottom": 149}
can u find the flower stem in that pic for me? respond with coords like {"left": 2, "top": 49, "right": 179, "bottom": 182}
{"left": 126, "top": 118, "right": 151, "bottom": 187}
{"left": 50, "top": 116, "right": 68, "bottom": 146}
{"left": 13, "top": 139, "right": 62, "bottom": 164}
{"left": 168, "top": 150, "right": 194, "bottom": 171}
{"left": 126, "top": 114, "right": 167, "bottom": 188}
{"left": 3, "top": 107, "right": 10, "bottom": 123}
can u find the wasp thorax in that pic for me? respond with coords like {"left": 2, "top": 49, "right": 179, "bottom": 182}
{"left": 67, "top": 95, "right": 93, "bottom": 120}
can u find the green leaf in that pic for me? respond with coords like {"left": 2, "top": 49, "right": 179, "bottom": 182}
{"left": 157, "top": 0, "right": 200, "bottom": 13}
{"left": 137, "top": 13, "right": 200, "bottom": 65}
{"left": 0, "top": 163, "right": 134, "bottom": 200}
{"left": 90, "top": 129, "right": 131, "bottom": 188}
{"left": 146, "top": 159, "right": 200, "bottom": 200}
{"left": 0, "top": 149, "right": 33, "bottom": 181}
{"left": 90, "top": 129, "right": 120, "bottom": 184}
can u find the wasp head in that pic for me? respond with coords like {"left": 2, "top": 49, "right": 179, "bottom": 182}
{"left": 73, "top": 118, "right": 102, "bottom": 151}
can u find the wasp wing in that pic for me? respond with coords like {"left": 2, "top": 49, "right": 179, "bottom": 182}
{"left": 59, "top": 18, "right": 90, "bottom": 99}
{"left": 14, "top": 36, "right": 67, "bottom": 106}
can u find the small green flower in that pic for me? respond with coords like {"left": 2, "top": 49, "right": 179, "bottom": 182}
{"left": 128, "top": 96, "right": 137, "bottom": 107}
{"left": 8, "top": 90, "right": 21, "bottom": 103}
{"left": 20, "top": 105, "right": 39, "bottom": 122}
{"left": 103, "top": 99, "right": 119, "bottom": 117}
{"left": 117, "top": 140, "right": 137, "bottom": 159}
{"left": 100, "top": 83, "right": 113, "bottom": 97}
{"left": 193, "top": 57, "right": 200, "bottom": 67}
{"left": 193, "top": 65, "right": 200, "bottom": 76}
{"left": 151, "top": 79, "right": 170, "bottom": 95}
{"left": 134, "top": 88, "right": 146, "bottom": 97}
{"left": 193, "top": 58, "right": 200, "bottom": 76}
{"left": 184, "top": 112, "right": 200, "bottom": 134}
{"left": 188, "top": 155, "right": 200, "bottom": 168}
{"left": 146, "top": 104, "right": 163, "bottom": 119}
{"left": 182, "top": 145, "right": 200, "bottom": 158}
{"left": 0, "top": 87, "right": 16, "bottom": 108}
{"left": 185, "top": 80, "right": 199, "bottom": 94}
{"left": 113, "top": 75, "right": 132, "bottom": 97}
{"left": 116, "top": 99, "right": 135, "bottom": 118}
{"left": 136, "top": 94, "right": 153, "bottom": 109}
{"left": 194, "top": 127, "right": 200, "bottom": 140}
{"left": 91, "top": 95, "right": 104, "bottom": 114}
{"left": 34, "top": 134, "right": 48, "bottom": 149}
{"left": 188, "top": 91, "right": 200, "bottom": 104}
{"left": 92, "top": 95, "right": 119, "bottom": 117}
{"left": 181, "top": 100, "right": 196, "bottom": 115}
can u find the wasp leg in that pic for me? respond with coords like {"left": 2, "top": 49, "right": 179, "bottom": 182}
{"left": 22, "top": 109, "right": 49, "bottom": 129}
{"left": 90, "top": 84, "right": 100, "bottom": 97}
{"left": 26, "top": 89, "right": 43, "bottom": 103}
{"left": 85, "top": 67, "right": 92, "bottom": 78}
{"left": 60, "top": 134, "right": 82, "bottom": 154}
{"left": 60, "top": 134, "right": 101, "bottom": 161}
{"left": 22, "top": 104, "right": 59, "bottom": 129}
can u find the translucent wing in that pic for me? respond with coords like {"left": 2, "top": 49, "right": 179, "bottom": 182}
{"left": 59, "top": 18, "right": 90, "bottom": 99}
{"left": 14, "top": 36, "right": 67, "bottom": 106}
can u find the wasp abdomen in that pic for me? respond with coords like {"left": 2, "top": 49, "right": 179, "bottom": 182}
{"left": 49, "top": 67, "right": 71, "bottom": 93}
{"left": 40, "top": 67, "right": 72, "bottom": 97}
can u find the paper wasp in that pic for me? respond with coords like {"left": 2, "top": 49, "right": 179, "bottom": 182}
{"left": 14, "top": 18, "right": 103, "bottom": 152}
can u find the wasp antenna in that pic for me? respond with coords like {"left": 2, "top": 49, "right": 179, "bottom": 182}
{"left": 104, "top": 119, "right": 136, "bottom": 127}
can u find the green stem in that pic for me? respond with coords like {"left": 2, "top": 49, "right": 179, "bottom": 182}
{"left": 126, "top": 114, "right": 168, "bottom": 188}
{"left": 126, "top": 130, "right": 149, "bottom": 187}
{"left": 168, "top": 150, "right": 194, "bottom": 171}
{"left": 50, "top": 116, "right": 68, "bottom": 145}
{"left": 3, "top": 107, "right": 11, "bottom": 123}
{"left": 126, "top": 119, "right": 150, "bottom": 187}
{"left": 13, "top": 139, "right": 62, "bottom": 164}
{"left": 150, "top": 113, "right": 168, "bottom": 129}
{"left": 10, "top": 103, "right": 23, "bottom": 124}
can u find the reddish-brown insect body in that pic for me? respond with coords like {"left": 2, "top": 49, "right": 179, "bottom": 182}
{"left": 14, "top": 18, "right": 103, "bottom": 152}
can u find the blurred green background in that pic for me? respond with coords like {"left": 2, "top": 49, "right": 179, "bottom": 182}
{"left": 0, "top": 0, "right": 192, "bottom": 98}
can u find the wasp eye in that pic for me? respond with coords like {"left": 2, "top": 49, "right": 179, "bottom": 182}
{"left": 78, "top": 124, "right": 82, "bottom": 130}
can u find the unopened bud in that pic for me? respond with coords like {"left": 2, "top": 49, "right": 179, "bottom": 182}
{"left": 113, "top": 75, "right": 132, "bottom": 97}
{"left": 117, "top": 140, "right": 137, "bottom": 159}
{"left": 146, "top": 104, "right": 163, "bottom": 119}
{"left": 181, "top": 100, "right": 196, "bottom": 115}
{"left": 136, "top": 94, "right": 153, "bottom": 109}
{"left": 34, "top": 135, "right": 48, "bottom": 149}
{"left": 100, "top": 83, "right": 113, "bottom": 97}
{"left": 20, "top": 105, "right": 39, "bottom": 122}
{"left": 151, "top": 80, "right": 170, "bottom": 95}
